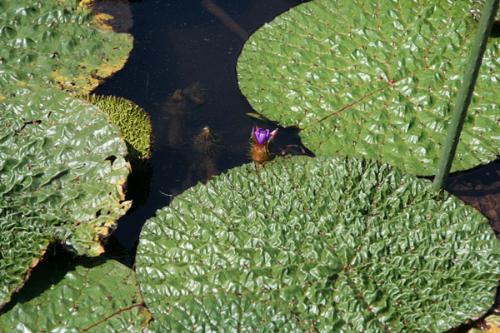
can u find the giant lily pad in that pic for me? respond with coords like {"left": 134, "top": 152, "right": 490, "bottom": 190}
{"left": 0, "top": 258, "right": 149, "bottom": 332}
{"left": 136, "top": 156, "right": 499, "bottom": 332}
{"left": 0, "top": 83, "right": 130, "bottom": 308}
{"left": 0, "top": 0, "right": 134, "bottom": 310}
{"left": 237, "top": 0, "right": 500, "bottom": 175}
{"left": 0, "top": 0, "right": 132, "bottom": 94}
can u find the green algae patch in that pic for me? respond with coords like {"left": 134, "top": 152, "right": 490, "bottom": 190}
{"left": 81, "top": 95, "right": 153, "bottom": 161}
{"left": 237, "top": 0, "right": 500, "bottom": 176}
{"left": 0, "top": 0, "right": 133, "bottom": 94}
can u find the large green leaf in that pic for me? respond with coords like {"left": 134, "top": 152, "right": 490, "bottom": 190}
{"left": 0, "top": 0, "right": 132, "bottom": 94}
{"left": 0, "top": 0, "right": 134, "bottom": 310}
{"left": 0, "top": 83, "right": 130, "bottom": 308}
{"left": 136, "top": 156, "right": 499, "bottom": 332}
{"left": 0, "top": 258, "right": 149, "bottom": 332}
{"left": 237, "top": 0, "right": 500, "bottom": 175}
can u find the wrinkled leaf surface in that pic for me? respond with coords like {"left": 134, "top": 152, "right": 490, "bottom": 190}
{"left": 237, "top": 0, "right": 500, "bottom": 175}
{"left": 0, "top": 259, "right": 148, "bottom": 332}
{"left": 136, "top": 156, "right": 499, "bottom": 332}
{"left": 0, "top": 83, "right": 129, "bottom": 307}
{"left": 0, "top": 0, "right": 132, "bottom": 94}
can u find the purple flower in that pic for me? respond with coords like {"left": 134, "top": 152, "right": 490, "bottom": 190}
{"left": 252, "top": 127, "right": 278, "bottom": 146}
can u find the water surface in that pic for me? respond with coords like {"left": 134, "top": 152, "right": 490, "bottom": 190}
{"left": 95, "top": 0, "right": 311, "bottom": 252}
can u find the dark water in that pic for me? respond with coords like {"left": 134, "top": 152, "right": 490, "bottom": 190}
{"left": 446, "top": 159, "right": 500, "bottom": 236}
{"left": 94, "top": 0, "right": 500, "bottom": 257}
{"left": 94, "top": 0, "right": 311, "bottom": 253}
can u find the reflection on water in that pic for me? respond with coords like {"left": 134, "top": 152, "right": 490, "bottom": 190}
{"left": 159, "top": 84, "right": 222, "bottom": 186}
{"left": 190, "top": 126, "right": 222, "bottom": 182}
{"left": 159, "top": 82, "right": 206, "bottom": 148}
{"left": 95, "top": 0, "right": 499, "bottom": 255}
{"left": 162, "top": 82, "right": 206, "bottom": 148}
{"left": 200, "top": 0, "right": 250, "bottom": 40}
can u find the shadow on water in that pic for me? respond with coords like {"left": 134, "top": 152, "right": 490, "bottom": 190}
{"left": 446, "top": 158, "right": 500, "bottom": 236}
{"left": 93, "top": 0, "right": 312, "bottom": 254}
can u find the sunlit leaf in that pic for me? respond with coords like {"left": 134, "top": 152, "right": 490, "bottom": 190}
{"left": 0, "top": 258, "right": 149, "bottom": 332}
{"left": 136, "top": 156, "right": 499, "bottom": 332}
{"left": 237, "top": 0, "right": 500, "bottom": 175}
{"left": 0, "top": 84, "right": 130, "bottom": 308}
{"left": 0, "top": 0, "right": 132, "bottom": 94}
